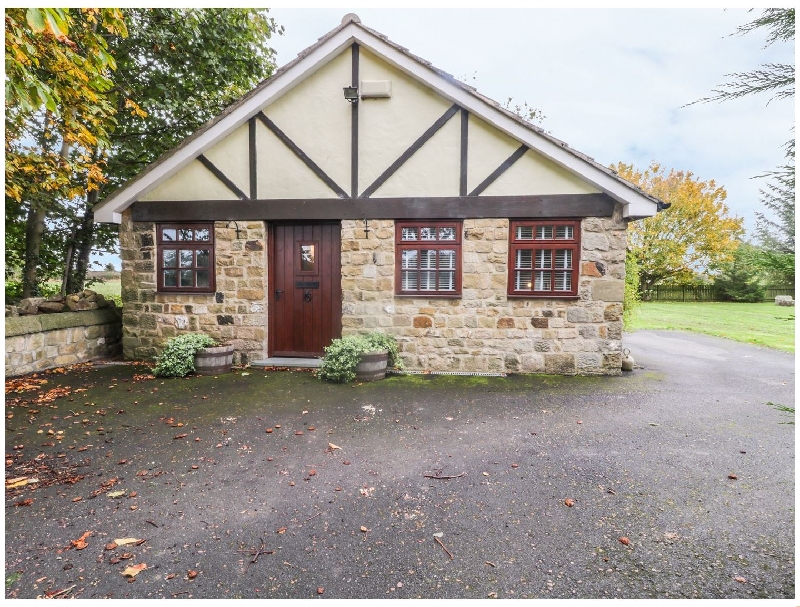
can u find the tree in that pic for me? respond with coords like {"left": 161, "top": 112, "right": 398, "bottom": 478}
{"left": 690, "top": 9, "right": 794, "bottom": 283}
{"left": 613, "top": 162, "right": 745, "bottom": 293}
{"left": 5, "top": 8, "right": 128, "bottom": 297}
{"left": 714, "top": 242, "right": 766, "bottom": 302}
{"left": 5, "top": 8, "right": 283, "bottom": 297}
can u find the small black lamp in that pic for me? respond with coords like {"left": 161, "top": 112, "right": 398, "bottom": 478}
{"left": 343, "top": 86, "right": 359, "bottom": 103}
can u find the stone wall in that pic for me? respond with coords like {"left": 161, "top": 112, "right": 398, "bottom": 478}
{"left": 341, "top": 205, "right": 628, "bottom": 375}
{"left": 5, "top": 308, "right": 122, "bottom": 377}
{"left": 119, "top": 210, "right": 267, "bottom": 364}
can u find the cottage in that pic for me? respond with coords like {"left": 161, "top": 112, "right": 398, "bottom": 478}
{"left": 94, "top": 14, "right": 662, "bottom": 376}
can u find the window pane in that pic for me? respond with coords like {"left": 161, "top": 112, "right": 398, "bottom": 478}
{"left": 162, "top": 228, "right": 176, "bottom": 242}
{"left": 555, "top": 249, "right": 572, "bottom": 269}
{"left": 516, "top": 226, "right": 533, "bottom": 240}
{"left": 196, "top": 249, "right": 210, "bottom": 268}
{"left": 195, "top": 228, "right": 211, "bottom": 241}
{"left": 178, "top": 228, "right": 193, "bottom": 241}
{"left": 180, "top": 250, "right": 194, "bottom": 268}
{"left": 180, "top": 270, "right": 194, "bottom": 287}
{"left": 420, "top": 250, "right": 437, "bottom": 270}
{"left": 536, "top": 226, "right": 553, "bottom": 239}
{"left": 401, "top": 249, "right": 418, "bottom": 269}
{"left": 402, "top": 270, "right": 417, "bottom": 290}
{"left": 535, "top": 250, "right": 552, "bottom": 269}
{"left": 300, "top": 244, "right": 315, "bottom": 272}
{"left": 401, "top": 227, "right": 418, "bottom": 241}
{"left": 515, "top": 271, "right": 533, "bottom": 291}
{"left": 420, "top": 227, "right": 437, "bottom": 240}
{"left": 515, "top": 249, "right": 532, "bottom": 270}
{"left": 439, "top": 227, "right": 457, "bottom": 240}
{"left": 534, "top": 271, "right": 551, "bottom": 291}
{"left": 420, "top": 271, "right": 437, "bottom": 290}
{"left": 555, "top": 225, "right": 573, "bottom": 239}
{"left": 163, "top": 249, "right": 177, "bottom": 268}
{"left": 439, "top": 271, "right": 455, "bottom": 291}
{"left": 163, "top": 270, "right": 177, "bottom": 287}
{"left": 439, "top": 250, "right": 456, "bottom": 270}
{"left": 196, "top": 270, "right": 210, "bottom": 288}
{"left": 554, "top": 271, "right": 572, "bottom": 291}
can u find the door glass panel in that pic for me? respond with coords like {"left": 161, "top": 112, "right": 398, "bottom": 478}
{"left": 300, "top": 244, "right": 315, "bottom": 272}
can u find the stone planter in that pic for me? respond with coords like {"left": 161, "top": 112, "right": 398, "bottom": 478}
{"left": 355, "top": 349, "right": 388, "bottom": 382}
{"left": 194, "top": 344, "right": 234, "bottom": 375}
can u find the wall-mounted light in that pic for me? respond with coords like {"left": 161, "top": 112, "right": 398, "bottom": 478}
{"left": 225, "top": 220, "right": 244, "bottom": 239}
{"left": 343, "top": 86, "right": 359, "bottom": 103}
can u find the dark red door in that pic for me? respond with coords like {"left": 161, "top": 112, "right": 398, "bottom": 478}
{"left": 269, "top": 223, "right": 342, "bottom": 357}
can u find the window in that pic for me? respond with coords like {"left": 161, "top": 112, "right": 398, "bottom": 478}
{"left": 508, "top": 220, "right": 580, "bottom": 297}
{"left": 395, "top": 221, "right": 462, "bottom": 296}
{"left": 157, "top": 223, "right": 215, "bottom": 292}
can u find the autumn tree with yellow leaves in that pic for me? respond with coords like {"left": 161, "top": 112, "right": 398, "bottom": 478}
{"left": 613, "top": 162, "right": 745, "bottom": 294}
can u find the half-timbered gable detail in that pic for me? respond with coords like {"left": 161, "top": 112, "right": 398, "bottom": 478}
{"left": 96, "top": 14, "right": 662, "bottom": 375}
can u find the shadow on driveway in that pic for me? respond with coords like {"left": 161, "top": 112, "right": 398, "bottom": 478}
{"left": 4, "top": 330, "right": 794, "bottom": 599}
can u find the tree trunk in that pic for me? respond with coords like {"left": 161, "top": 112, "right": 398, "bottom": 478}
{"left": 71, "top": 199, "right": 96, "bottom": 293}
{"left": 21, "top": 203, "right": 47, "bottom": 298}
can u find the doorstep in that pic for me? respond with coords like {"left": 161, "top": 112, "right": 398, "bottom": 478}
{"left": 250, "top": 357, "right": 322, "bottom": 369}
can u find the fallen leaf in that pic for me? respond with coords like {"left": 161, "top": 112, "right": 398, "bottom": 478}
{"left": 295, "top": 431, "right": 303, "bottom": 436}
{"left": 728, "top": 474, "right": 738, "bottom": 480}
{"left": 107, "top": 490, "right": 126, "bottom": 498}
{"left": 308, "top": 470, "right": 316, "bottom": 476}
{"left": 317, "top": 587, "right": 324, "bottom": 595}
{"left": 71, "top": 531, "right": 92, "bottom": 550}
{"left": 618, "top": 537, "right": 631, "bottom": 546}
{"left": 277, "top": 527, "right": 287, "bottom": 534}
{"left": 564, "top": 498, "right": 575, "bottom": 507}
{"left": 173, "top": 434, "right": 187, "bottom": 440}
{"left": 6, "top": 477, "right": 28, "bottom": 489}
{"left": 14, "top": 498, "right": 34, "bottom": 507}
{"left": 106, "top": 542, "right": 118, "bottom": 551}
{"left": 735, "top": 576, "right": 747, "bottom": 583}
{"left": 265, "top": 428, "right": 273, "bottom": 433}
{"left": 187, "top": 570, "right": 198, "bottom": 579}
{"left": 241, "top": 372, "right": 250, "bottom": 376}
{"left": 360, "top": 526, "right": 369, "bottom": 532}
{"left": 327, "top": 443, "right": 341, "bottom": 451}
{"left": 114, "top": 538, "right": 143, "bottom": 547}
{"left": 121, "top": 563, "right": 147, "bottom": 578}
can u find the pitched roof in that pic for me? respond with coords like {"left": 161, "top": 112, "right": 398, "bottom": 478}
{"left": 94, "top": 13, "right": 662, "bottom": 223}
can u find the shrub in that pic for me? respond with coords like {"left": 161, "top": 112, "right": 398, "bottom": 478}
{"left": 152, "top": 333, "right": 217, "bottom": 378}
{"left": 623, "top": 248, "right": 641, "bottom": 329}
{"left": 318, "top": 332, "right": 402, "bottom": 383}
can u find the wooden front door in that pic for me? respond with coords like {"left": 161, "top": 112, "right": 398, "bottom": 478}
{"left": 269, "top": 223, "right": 342, "bottom": 357}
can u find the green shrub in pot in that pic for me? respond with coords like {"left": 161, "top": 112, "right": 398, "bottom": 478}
{"left": 152, "top": 333, "right": 217, "bottom": 378}
{"left": 318, "top": 332, "right": 402, "bottom": 383}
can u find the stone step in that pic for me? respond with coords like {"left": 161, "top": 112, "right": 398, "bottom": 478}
{"left": 250, "top": 357, "right": 322, "bottom": 369}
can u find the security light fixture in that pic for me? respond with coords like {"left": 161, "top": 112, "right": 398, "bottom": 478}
{"left": 343, "top": 86, "right": 359, "bottom": 103}
{"left": 225, "top": 220, "right": 244, "bottom": 239}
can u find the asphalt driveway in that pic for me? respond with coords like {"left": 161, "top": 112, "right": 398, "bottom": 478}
{"left": 4, "top": 330, "right": 795, "bottom": 599}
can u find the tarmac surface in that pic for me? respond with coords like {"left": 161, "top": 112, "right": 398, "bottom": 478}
{"left": 4, "top": 330, "right": 795, "bottom": 599}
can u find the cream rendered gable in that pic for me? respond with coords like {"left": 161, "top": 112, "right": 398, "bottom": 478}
{"left": 203, "top": 124, "right": 250, "bottom": 196}
{"left": 254, "top": 119, "right": 340, "bottom": 199}
{"left": 372, "top": 114, "right": 460, "bottom": 197}
{"left": 358, "top": 48, "right": 453, "bottom": 195}
{"left": 140, "top": 158, "right": 240, "bottom": 201}
{"left": 262, "top": 49, "right": 352, "bottom": 195}
{"left": 483, "top": 149, "right": 600, "bottom": 196}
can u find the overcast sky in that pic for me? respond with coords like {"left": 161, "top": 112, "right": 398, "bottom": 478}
{"left": 263, "top": 7, "right": 794, "bottom": 236}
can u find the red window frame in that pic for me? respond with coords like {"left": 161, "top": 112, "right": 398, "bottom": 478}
{"left": 156, "top": 223, "right": 216, "bottom": 293}
{"left": 395, "top": 220, "right": 462, "bottom": 297}
{"left": 508, "top": 219, "right": 580, "bottom": 297}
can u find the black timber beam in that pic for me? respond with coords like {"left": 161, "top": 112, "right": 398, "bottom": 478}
{"left": 131, "top": 194, "right": 615, "bottom": 222}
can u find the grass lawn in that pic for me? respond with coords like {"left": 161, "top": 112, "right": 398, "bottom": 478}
{"left": 628, "top": 301, "right": 795, "bottom": 353}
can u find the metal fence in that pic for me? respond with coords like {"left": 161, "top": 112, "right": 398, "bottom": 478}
{"left": 646, "top": 285, "right": 795, "bottom": 302}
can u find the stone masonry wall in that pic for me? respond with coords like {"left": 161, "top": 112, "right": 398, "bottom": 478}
{"left": 341, "top": 205, "right": 628, "bottom": 375}
{"left": 119, "top": 210, "right": 267, "bottom": 364}
{"left": 5, "top": 308, "right": 122, "bottom": 377}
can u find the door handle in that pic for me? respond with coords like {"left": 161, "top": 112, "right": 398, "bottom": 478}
{"left": 275, "top": 289, "right": 284, "bottom": 300}
{"left": 304, "top": 290, "right": 312, "bottom": 302}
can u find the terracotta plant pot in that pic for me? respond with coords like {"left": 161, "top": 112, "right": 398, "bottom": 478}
{"left": 355, "top": 349, "right": 388, "bottom": 382}
{"left": 194, "top": 344, "right": 234, "bottom": 375}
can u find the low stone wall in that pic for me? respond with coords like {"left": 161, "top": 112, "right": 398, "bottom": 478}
{"left": 5, "top": 308, "right": 122, "bottom": 377}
